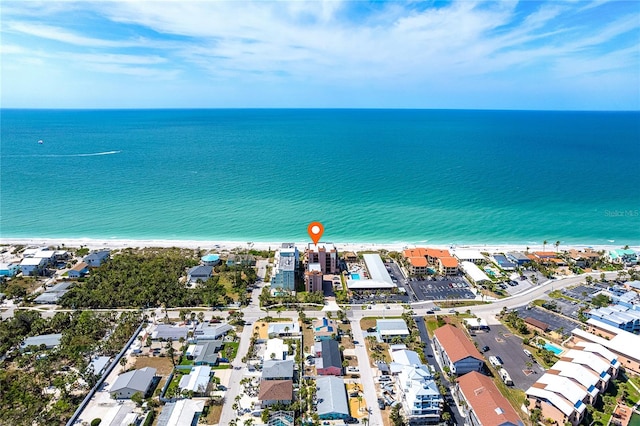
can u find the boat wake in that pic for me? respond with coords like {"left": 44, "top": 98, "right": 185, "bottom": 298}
{"left": 4, "top": 150, "right": 122, "bottom": 158}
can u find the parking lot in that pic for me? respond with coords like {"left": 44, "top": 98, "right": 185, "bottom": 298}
{"left": 406, "top": 276, "right": 476, "bottom": 301}
{"left": 515, "top": 306, "right": 581, "bottom": 335}
{"left": 386, "top": 261, "right": 476, "bottom": 302}
{"left": 470, "top": 325, "right": 543, "bottom": 390}
{"left": 563, "top": 284, "right": 601, "bottom": 301}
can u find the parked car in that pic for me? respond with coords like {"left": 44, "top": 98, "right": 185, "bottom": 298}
{"left": 344, "top": 417, "right": 359, "bottom": 424}
{"left": 481, "top": 346, "right": 490, "bottom": 352}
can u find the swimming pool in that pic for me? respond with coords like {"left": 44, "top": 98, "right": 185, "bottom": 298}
{"left": 543, "top": 342, "right": 563, "bottom": 355}
{"left": 351, "top": 273, "right": 361, "bottom": 280}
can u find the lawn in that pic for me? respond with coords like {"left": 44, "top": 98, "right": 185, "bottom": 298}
{"left": 359, "top": 318, "right": 377, "bottom": 331}
{"left": 164, "top": 371, "right": 186, "bottom": 398}
{"left": 203, "top": 402, "right": 223, "bottom": 425}
{"left": 222, "top": 341, "right": 239, "bottom": 360}
{"left": 424, "top": 317, "right": 440, "bottom": 337}
{"left": 302, "top": 323, "right": 315, "bottom": 354}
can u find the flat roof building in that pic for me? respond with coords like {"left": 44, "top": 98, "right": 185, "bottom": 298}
{"left": 362, "top": 253, "right": 393, "bottom": 284}
{"left": 460, "top": 261, "right": 491, "bottom": 285}
{"left": 377, "top": 319, "right": 410, "bottom": 343}
{"left": 271, "top": 244, "right": 299, "bottom": 291}
{"left": 452, "top": 249, "right": 485, "bottom": 264}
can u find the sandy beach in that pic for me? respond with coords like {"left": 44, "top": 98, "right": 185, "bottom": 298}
{"left": 1, "top": 237, "right": 637, "bottom": 255}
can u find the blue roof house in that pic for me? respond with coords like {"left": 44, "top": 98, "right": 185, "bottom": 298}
{"left": 84, "top": 250, "right": 110, "bottom": 267}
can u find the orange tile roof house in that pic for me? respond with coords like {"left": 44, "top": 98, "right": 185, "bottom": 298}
{"left": 433, "top": 324, "right": 484, "bottom": 375}
{"left": 456, "top": 371, "right": 524, "bottom": 426}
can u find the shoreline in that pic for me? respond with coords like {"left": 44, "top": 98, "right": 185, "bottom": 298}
{"left": 1, "top": 237, "right": 637, "bottom": 254}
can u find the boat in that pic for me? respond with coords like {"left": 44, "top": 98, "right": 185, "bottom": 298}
{"left": 38, "top": 140, "right": 43, "bottom": 144}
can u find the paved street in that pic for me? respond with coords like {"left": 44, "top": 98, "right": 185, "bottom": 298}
{"left": 349, "top": 316, "right": 383, "bottom": 426}
{"left": 414, "top": 316, "right": 464, "bottom": 425}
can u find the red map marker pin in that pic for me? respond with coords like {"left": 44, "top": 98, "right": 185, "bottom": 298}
{"left": 307, "top": 221, "right": 324, "bottom": 245}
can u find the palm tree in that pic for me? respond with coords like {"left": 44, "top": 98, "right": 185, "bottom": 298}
{"left": 543, "top": 240, "right": 548, "bottom": 252}
{"left": 555, "top": 241, "right": 560, "bottom": 253}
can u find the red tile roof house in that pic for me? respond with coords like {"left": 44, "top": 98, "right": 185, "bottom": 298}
{"left": 433, "top": 324, "right": 484, "bottom": 375}
{"left": 456, "top": 371, "right": 524, "bottom": 426}
{"left": 258, "top": 380, "right": 293, "bottom": 407}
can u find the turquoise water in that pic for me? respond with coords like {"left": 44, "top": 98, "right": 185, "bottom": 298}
{"left": 544, "top": 343, "right": 563, "bottom": 355}
{"left": 351, "top": 273, "right": 361, "bottom": 280}
{"left": 1, "top": 109, "right": 639, "bottom": 244}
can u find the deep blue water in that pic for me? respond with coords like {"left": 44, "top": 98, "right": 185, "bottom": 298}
{"left": 1, "top": 109, "right": 638, "bottom": 244}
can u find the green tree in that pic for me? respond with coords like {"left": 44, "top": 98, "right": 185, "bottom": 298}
{"left": 90, "top": 419, "right": 102, "bottom": 426}
{"left": 389, "top": 404, "right": 406, "bottom": 426}
{"left": 131, "top": 391, "right": 143, "bottom": 407}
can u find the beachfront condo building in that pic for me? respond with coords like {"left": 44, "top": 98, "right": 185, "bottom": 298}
{"left": 271, "top": 243, "right": 299, "bottom": 292}
{"left": 306, "top": 243, "right": 339, "bottom": 274}
{"left": 304, "top": 243, "right": 339, "bottom": 293}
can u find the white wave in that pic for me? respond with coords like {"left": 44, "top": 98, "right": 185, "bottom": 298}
{"left": 3, "top": 150, "right": 122, "bottom": 158}
{"left": 74, "top": 150, "right": 122, "bottom": 157}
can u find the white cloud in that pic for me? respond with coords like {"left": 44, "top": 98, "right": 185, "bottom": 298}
{"left": 1, "top": 0, "right": 638, "bottom": 108}
{"left": 6, "top": 22, "right": 134, "bottom": 48}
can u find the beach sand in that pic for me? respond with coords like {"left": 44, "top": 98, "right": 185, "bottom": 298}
{"left": 1, "top": 237, "right": 636, "bottom": 254}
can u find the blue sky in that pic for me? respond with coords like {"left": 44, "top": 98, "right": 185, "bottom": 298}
{"left": 2, "top": 1, "right": 639, "bottom": 109}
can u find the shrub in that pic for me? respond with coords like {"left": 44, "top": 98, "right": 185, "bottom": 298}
{"left": 91, "top": 419, "right": 102, "bottom": 426}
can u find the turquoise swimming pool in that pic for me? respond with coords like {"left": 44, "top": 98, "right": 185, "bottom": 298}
{"left": 543, "top": 342, "right": 563, "bottom": 355}
{"left": 351, "top": 273, "right": 361, "bottom": 280}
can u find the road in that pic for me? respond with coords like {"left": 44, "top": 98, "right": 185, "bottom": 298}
{"left": 349, "top": 315, "right": 383, "bottom": 426}
{"left": 218, "top": 259, "right": 272, "bottom": 426}
{"left": 414, "top": 316, "right": 464, "bottom": 425}
{"left": 452, "top": 271, "right": 619, "bottom": 324}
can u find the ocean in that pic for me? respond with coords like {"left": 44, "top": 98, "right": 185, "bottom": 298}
{"left": 1, "top": 109, "right": 639, "bottom": 245}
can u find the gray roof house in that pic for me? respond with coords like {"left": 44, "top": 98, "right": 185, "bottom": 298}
{"left": 20, "top": 333, "right": 62, "bottom": 351}
{"left": 187, "top": 340, "right": 224, "bottom": 366}
{"left": 110, "top": 367, "right": 156, "bottom": 399}
{"left": 316, "top": 339, "right": 342, "bottom": 376}
{"left": 316, "top": 376, "right": 350, "bottom": 420}
{"left": 34, "top": 281, "right": 73, "bottom": 304}
{"left": 262, "top": 359, "right": 294, "bottom": 380}
{"left": 151, "top": 324, "right": 190, "bottom": 341}
{"left": 194, "top": 322, "right": 233, "bottom": 341}
{"left": 83, "top": 250, "right": 110, "bottom": 267}
{"left": 187, "top": 265, "right": 214, "bottom": 283}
